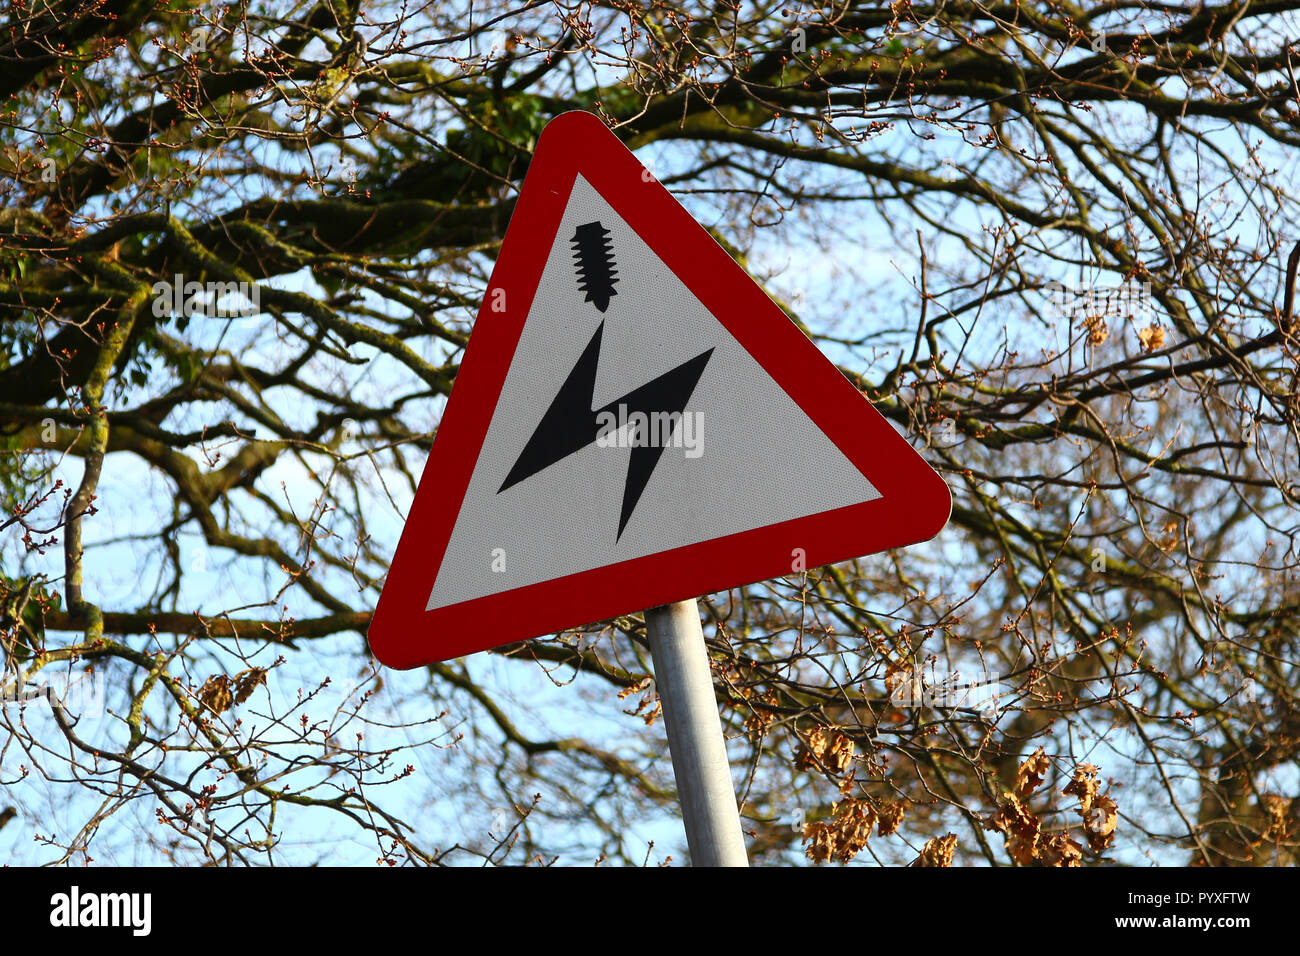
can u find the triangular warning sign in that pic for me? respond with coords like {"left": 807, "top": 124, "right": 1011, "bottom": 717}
{"left": 369, "top": 111, "right": 951, "bottom": 668}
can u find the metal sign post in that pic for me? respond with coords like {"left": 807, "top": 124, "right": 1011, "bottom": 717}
{"left": 645, "top": 599, "right": 749, "bottom": 867}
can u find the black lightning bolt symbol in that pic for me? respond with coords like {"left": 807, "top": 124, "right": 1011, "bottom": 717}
{"left": 498, "top": 322, "right": 713, "bottom": 539}
{"left": 498, "top": 219, "right": 713, "bottom": 539}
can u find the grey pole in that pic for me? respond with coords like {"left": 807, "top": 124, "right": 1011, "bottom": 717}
{"left": 644, "top": 599, "right": 749, "bottom": 867}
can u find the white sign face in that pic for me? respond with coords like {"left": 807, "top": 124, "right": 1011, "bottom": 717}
{"left": 426, "top": 176, "right": 881, "bottom": 611}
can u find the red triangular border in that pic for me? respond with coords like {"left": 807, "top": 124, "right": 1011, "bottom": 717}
{"left": 369, "top": 111, "right": 951, "bottom": 668}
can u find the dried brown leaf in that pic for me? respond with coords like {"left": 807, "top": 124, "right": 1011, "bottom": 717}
{"left": 1137, "top": 323, "right": 1166, "bottom": 352}
{"left": 1015, "top": 746, "right": 1051, "bottom": 797}
{"left": 912, "top": 833, "right": 957, "bottom": 867}
{"left": 825, "top": 732, "right": 855, "bottom": 775}
{"left": 1063, "top": 764, "right": 1100, "bottom": 813}
{"left": 618, "top": 676, "right": 661, "bottom": 726}
{"left": 795, "top": 727, "right": 855, "bottom": 775}
{"left": 1262, "top": 794, "right": 1294, "bottom": 841}
{"left": 801, "top": 797, "right": 877, "bottom": 864}
{"left": 742, "top": 691, "right": 778, "bottom": 741}
{"left": 794, "top": 727, "right": 828, "bottom": 770}
{"left": 1083, "top": 793, "right": 1118, "bottom": 852}
{"left": 804, "top": 821, "right": 834, "bottom": 864}
{"left": 833, "top": 798, "right": 876, "bottom": 861}
{"left": 617, "top": 676, "right": 653, "bottom": 700}
{"left": 198, "top": 674, "right": 233, "bottom": 715}
{"left": 876, "top": 799, "right": 906, "bottom": 836}
{"left": 1039, "top": 832, "right": 1085, "bottom": 867}
{"left": 987, "top": 793, "right": 1041, "bottom": 865}
{"left": 233, "top": 667, "right": 267, "bottom": 704}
